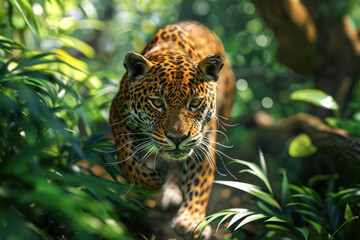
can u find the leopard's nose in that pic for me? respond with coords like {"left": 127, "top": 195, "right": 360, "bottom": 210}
{"left": 166, "top": 132, "right": 188, "bottom": 147}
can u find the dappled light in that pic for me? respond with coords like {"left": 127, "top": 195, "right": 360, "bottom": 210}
{"left": 1, "top": 0, "right": 360, "bottom": 239}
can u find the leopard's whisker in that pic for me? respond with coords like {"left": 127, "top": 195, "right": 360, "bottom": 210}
{"left": 113, "top": 132, "right": 152, "bottom": 141}
{"left": 202, "top": 136, "right": 233, "bottom": 149}
{"left": 206, "top": 143, "right": 240, "bottom": 161}
{"left": 214, "top": 116, "right": 228, "bottom": 132}
{"left": 145, "top": 89, "right": 163, "bottom": 94}
{"left": 195, "top": 149, "right": 204, "bottom": 164}
{"left": 111, "top": 116, "right": 136, "bottom": 138}
{"left": 200, "top": 142, "right": 227, "bottom": 176}
{"left": 216, "top": 152, "right": 237, "bottom": 180}
{"left": 105, "top": 141, "right": 153, "bottom": 165}
{"left": 153, "top": 146, "right": 164, "bottom": 170}
{"left": 183, "top": 159, "right": 188, "bottom": 171}
{"left": 109, "top": 115, "right": 133, "bottom": 126}
{"left": 124, "top": 146, "right": 155, "bottom": 197}
{"left": 203, "top": 129, "right": 229, "bottom": 142}
{"left": 202, "top": 136, "right": 237, "bottom": 179}
{"left": 192, "top": 148, "right": 202, "bottom": 164}
{"left": 200, "top": 145, "right": 227, "bottom": 177}
{"left": 195, "top": 146, "right": 208, "bottom": 165}
{"left": 215, "top": 115, "right": 239, "bottom": 127}
{"left": 137, "top": 146, "right": 155, "bottom": 166}
{"left": 115, "top": 137, "right": 151, "bottom": 151}
{"left": 197, "top": 144, "right": 215, "bottom": 169}
{"left": 122, "top": 142, "right": 153, "bottom": 162}
{"left": 94, "top": 138, "right": 151, "bottom": 153}
{"left": 215, "top": 114, "right": 229, "bottom": 120}
{"left": 189, "top": 155, "right": 197, "bottom": 164}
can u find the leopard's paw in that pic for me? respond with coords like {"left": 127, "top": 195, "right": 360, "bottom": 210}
{"left": 160, "top": 182, "right": 183, "bottom": 211}
{"left": 172, "top": 214, "right": 212, "bottom": 240}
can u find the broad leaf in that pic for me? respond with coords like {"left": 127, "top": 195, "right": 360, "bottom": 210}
{"left": 326, "top": 117, "right": 360, "bottom": 137}
{"left": 215, "top": 180, "right": 281, "bottom": 210}
{"left": 289, "top": 134, "right": 317, "bottom": 158}
{"left": 291, "top": 89, "right": 339, "bottom": 111}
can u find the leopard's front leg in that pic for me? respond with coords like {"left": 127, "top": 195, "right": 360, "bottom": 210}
{"left": 172, "top": 132, "right": 216, "bottom": 239}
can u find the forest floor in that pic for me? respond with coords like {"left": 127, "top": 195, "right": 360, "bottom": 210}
{"left": 121, "top": 177, "right": 259, "bottom": 240}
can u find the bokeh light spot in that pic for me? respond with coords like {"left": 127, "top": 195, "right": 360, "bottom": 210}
{"left": 243, "top": 2, "right": 255, "bottom": 15}
{"left": 261, "top": 97, "right": 273, "bottom": 109}
{"left": 236, "top": 79, "right": 248, "bottom": 91}
{"left": 256, "top": 35, "right": 268, "bottom": 47}
{"left": 193, "top": 1, "right": 210, "bottom": 16}
{"left": 32, "top": 3, "right": 43, "bottom": 15}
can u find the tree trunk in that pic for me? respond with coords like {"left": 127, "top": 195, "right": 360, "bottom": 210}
{"left": 251, "top": 0, "right": 360, "bottom": 115}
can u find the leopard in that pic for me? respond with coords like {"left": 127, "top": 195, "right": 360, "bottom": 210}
{"left": 109, "top": 21, "right": 235, "bottom": 239}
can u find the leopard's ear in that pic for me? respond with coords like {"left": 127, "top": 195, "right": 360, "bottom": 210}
{"left": 198, "top": 53, "right": 224, "bottom": 82}
{"left": 124, "top": 52, "right": 153, "bottom": 83}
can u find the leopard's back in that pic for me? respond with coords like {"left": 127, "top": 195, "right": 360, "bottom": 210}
{"left": 142, "top": 21, "right": 235, "bottom": 123}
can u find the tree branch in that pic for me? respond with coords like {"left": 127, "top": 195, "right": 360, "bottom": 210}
{"left": 251, "top": 0, "right": 319, "bottom": 74}
{"left": 254, "top": 111, "right": 360, "bottom": 165}
{"left": 251, "top": 0, "right": 360, "bottom": 114}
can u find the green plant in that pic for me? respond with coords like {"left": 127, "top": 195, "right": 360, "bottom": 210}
{"left": 197, "top": 151, "right": 360, "bottom": 240}
{"left": 1, "top": 0, "right": 183, "bottom": 238}
{"left": 0, "top": 16, "right": 149, "bottom": 240}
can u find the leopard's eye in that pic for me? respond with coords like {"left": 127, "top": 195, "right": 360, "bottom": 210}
{"left": 188, "top": 98, "right": 204, "bottom": 111}
{"left": 149, "top": 97, "right": 166, "bottom": 111}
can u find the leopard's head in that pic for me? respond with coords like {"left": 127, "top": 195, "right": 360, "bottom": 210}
{"left": 124, "top": 51, "right": 223, "bottom": 160}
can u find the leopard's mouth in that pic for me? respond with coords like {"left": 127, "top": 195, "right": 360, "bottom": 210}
{"left": 162, "top": 149, "right": 192, "bottom": 160}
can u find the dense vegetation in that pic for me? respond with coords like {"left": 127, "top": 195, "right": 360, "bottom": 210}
{"left": 1, "top": 0, "right": 360, "bottom": 239}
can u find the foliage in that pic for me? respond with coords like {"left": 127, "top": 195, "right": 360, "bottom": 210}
{"left": 197, "top": 152, "right": 360, "bottom": 240}
{"left": 290, "top": 89, "right": 339, "bottom": 115}
{"left": 2, "top": 0, "right": 360, "bottom": 239}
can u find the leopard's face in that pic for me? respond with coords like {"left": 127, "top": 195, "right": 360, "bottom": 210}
{"left": 126, "top": 52, "right": 222, "bottom": 160}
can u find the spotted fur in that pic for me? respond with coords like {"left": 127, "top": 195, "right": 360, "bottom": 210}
{"left": 110, "top": 21, "right": 235, "bottom": 239}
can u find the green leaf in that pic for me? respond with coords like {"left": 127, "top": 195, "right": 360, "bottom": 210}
{"left": 227, "top": 209, "right": 255, "bottom": 230}
{"left": 330, "top": 216, "right": 358, "bottom": 240}
{"left": 281, "top": 171, "right": 291, "bottom": 206}
{"left": 294, "top": 210, "right": 331, "bottom": 229}
{"left": 53, "top": 49, "right": 88, "bottom": 72}
{"left": 290, "top": 89, "right": 339, "bottom": 111}
{"left": 232, "top": 158, "right": 273, "bottom": 194}
{"left": 259, "top": 149, "right": 267, "bottom": 175}
{"left": 257, "top": 201, "right": 279, "bottom": 216}
{"left": 265, "top": 216, "right": 287, "bottom": 223}
{"left": 265, "top": 224, "right": 294, "bottom": 234}
{"left": 58, "top": 35, "right": 96, "bottom": 58}
{"left": 287, "top": 202, "right": 320, "bottom": 214}
{"left": 216, "top": 213, "right": 234, "bottom": 231}
{"left": 303, "top": 218, "right": 323, "bottom": 235}
{"left": 344, "top": 204, "right": 353, "bottom": 220}
{"left": 296, "top": 226, "right": 309, "bottom": 240}
{"left": 215, "top": 180, "right": 281, "bottom": 210}
{"left": 195, "top": 211, "right": 230, "bottom": 238}
{"left": 330, "top": 185, "right": 360, "bottom": 200}
{"left": 325, "top": 117, "right": 360, "bottom": 137}
{"left": 9, "top": 0, "right": 41, "bottom": 36}
{"left": 289, "top": 134, "right": 317, "bottom": 158}
{"left": 233, "top": 213, "right": 267, "bottom": 230}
